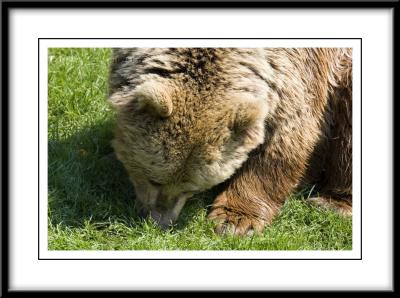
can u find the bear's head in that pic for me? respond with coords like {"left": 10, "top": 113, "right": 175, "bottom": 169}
{"left": 109, "top": 48, "right": 270, "bottom": 229}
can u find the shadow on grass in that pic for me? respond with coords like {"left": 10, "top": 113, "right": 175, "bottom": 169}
{"left": 48, "top": 118, "right": 217, "bottom": 231}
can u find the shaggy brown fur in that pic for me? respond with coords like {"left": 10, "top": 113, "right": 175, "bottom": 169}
{"left": 108, "top": 48, "right": 352, "bottom": 235}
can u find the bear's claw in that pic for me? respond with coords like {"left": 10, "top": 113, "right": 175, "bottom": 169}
{"left": 208, "top": 205, "right": 265, "bottom": 236}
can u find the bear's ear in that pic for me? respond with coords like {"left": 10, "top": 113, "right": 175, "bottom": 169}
{"left": 108, "top": 82, "right": 173, "bottom": 118}
{"left": 134, "top": 82, "right": 173, "bottom": 118}
{"left": 232, "top": 100, "right": 268, "bottom": 148}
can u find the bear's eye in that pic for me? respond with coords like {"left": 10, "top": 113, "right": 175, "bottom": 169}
{"left": 149, "top": 179, "right": 162, "bottom": 187}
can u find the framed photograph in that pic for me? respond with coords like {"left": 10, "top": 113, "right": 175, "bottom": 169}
{"left": 1, "top": 0, "right": 396, "bottom": 293}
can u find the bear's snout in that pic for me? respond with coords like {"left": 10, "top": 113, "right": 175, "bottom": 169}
{"left": 135, "top": 193, "right": 190, "bottom": 230}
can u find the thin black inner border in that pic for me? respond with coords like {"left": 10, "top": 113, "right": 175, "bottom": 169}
{"left": 38, "top": 38, "right": 362, "bottom": 261}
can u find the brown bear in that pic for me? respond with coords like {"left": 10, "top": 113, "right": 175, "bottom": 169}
{"left": 108, "top": 48, "right": 352, "bottom": 236}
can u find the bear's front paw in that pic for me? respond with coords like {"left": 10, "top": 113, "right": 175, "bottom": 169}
{"left": 208, "top": 193, "right": 266, "bottom": 236}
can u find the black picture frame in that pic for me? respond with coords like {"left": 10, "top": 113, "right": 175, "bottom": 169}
{"left": 1, "top": 0, "right": 397, "bottom": 294}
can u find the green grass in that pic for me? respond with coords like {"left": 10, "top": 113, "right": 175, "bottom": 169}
{"left": 48, "top": 48, "right": 352, "bottom": 251}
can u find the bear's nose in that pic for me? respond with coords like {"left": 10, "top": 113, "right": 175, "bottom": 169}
{"left": 149, "top": 210, "right": 174, "bottom": 230}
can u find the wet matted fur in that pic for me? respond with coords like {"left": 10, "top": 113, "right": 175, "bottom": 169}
{"left": 108, "top": 48, "right": 352, "bottom": 235}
